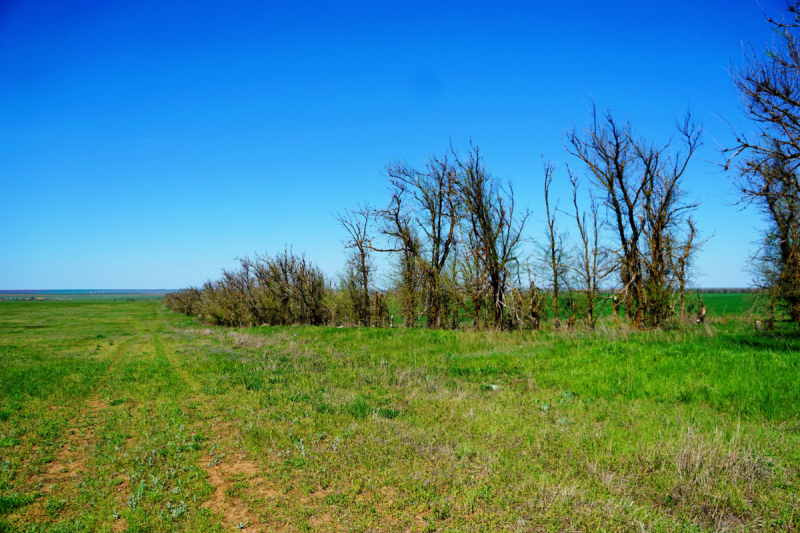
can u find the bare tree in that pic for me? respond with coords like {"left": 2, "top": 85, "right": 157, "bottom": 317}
{"left": 375, "top": 153, "right": 463, "bottom": 329}
{"left": 673, "top": 218, "right": 697, "bottom": 319}
{"left": 457, "top": 229, "right": 490, "bottom": 328}
{"left": 166, "top": 248, "right": 331, "bottom": 327}
{"left": 396, "top": 239, "right": 425, "bottom": 327}
{"left": 335, "top": 205, "right": 376, "bottom": 326}
{"left": 727, "top": 4, "right": 800, "bottom": 323}
{"left": 568, "top": 169, "right": 612, "bottom": 328}
{"left": 635, "top": 113, "right": 702, "bottom": 325}
{"left": 750, "top": 153, "right": 800, "bottom": 321}
{"left": 542, "top": 160, "right": 567, "bottom": 328}
{"left": 164, "top": 287, "right": 203, "bottom": 316}
{"left": 372, "top": 290, "right": 390, "bottom": 327}
{"left": 566, "top": 104, "right": 701, "bottom": 327}
{"left": 528, "top": 281, "right": 543, "bottom": 330}
{"left": 566, "top": 107, "right": 643, "bottom": 325}
{"left": 456, "top": 144, "right": 529, "bottom": 329}
{"left": 242, "top": 248, "right": 329, "bottom": 326}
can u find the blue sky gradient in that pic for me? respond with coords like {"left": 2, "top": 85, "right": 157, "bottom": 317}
{"left": 0, "top": 0, "right": 786, "bottom": 289}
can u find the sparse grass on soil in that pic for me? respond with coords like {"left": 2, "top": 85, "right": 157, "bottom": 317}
{"left": 0, "top": 297, "right": 797, "bottom": 532}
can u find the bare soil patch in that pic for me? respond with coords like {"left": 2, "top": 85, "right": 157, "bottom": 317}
{"left": 200, "top": 423, "right": 278, "bottom": 531}
{"left": 86, "top": 399, "right": 106, "bottom": 410}
{"left": 41, "top": 427, "right": 95, "bottom": 492}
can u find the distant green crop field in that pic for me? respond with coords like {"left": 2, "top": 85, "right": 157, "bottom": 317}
{"left": 0, "top": 298, "right": 797, "bottom": 532}
{"left": 701, "top": 292, "right": 757, "bottom": 316}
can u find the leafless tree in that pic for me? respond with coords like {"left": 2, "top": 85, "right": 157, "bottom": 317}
{"left": 335, "top": 205, "right": 376, "bottom": 326}
{"left": 239, "top": 248, "right": 329, "bottom": 326}
{"left": 566, "top": 107, "right": 643, "bottom": 325}
{"left": 727, "top": 3, "right": 800, "bottom": 323}
{"left": 568, "top": 169, "right": 612, "bottom": 328}
{"left": 456, "top": 144, "right": 529, "bottom": 329}
{"left": 673, "top": 218, "right": 697, "bottom": 319}
{"left": 542, "top": 160, "right": 567, "bottom": 328}
{"left": 750, "top": 154, "right": 800, "bottom": 321}
{"left": 528, "top": 281, "right": 543, "bottom": 330}
{"left": 164, "top": 287, "right": 203, "bottom": 316}
{"left": 375, "top": 153, "right": 463, "bottom": 329}
{"left": 372, "top": 290, "right": 390, "bottom": 327}
{"left": 381, "top": 216, "right": 425, "bottom": 328}
{"left": 456, "top": 230, "right": 490, "bottom": 328}
{"left": 635, "top": 113, "right": 702, "bottom": 325}
{"left": 566, "top": 104, "right": 701, "bottom": 327}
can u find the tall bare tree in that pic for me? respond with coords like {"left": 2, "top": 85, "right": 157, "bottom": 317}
{"left": 636, "top": 113, "right": 702, "bottom": 325}
{"left": 542, "top": 160, "right": 567, "bottom": 328}
{"left": 727, "top": 3, "right": 800, "bottom": 323}
{"left": 456, "top": 144, "right": 529, "bottom": 329}
{"left": 566, "top": 104, "right": 700, "bottom": 327}
{"left": 566, "top": 107, "right": 643, "bottom": 324}
{"left": 568, "top": 169, "right": 611, "bottom": 328}
{"left": 376, "top": 153, "right": 463, "bottom": 329}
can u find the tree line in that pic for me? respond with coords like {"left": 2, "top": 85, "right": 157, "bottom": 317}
{"left": 166, "top": 107, "right": 705, "bottom": 330}
{"left": 166, "top": 2, "right": 800, "bottom": 331}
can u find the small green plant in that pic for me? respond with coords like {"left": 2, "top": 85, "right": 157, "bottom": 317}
{"left": 376, "top": 407, "right": 400, "bottom": 419}
{"left": 344, "top": 396, "right": 371, "bottom": 418}
{"left": 432, "top": 501, "right": 450, "bottom": 520}
{"left": 323, "top": 493, "right": 348, "bottom": 505}
{"left": 455, "top": 443, "right": 477, "bottom": 460}
{"left": 314, "top": 403, "right": 336, "bottom": 414}
{"left": 0, "top": 493, "right": 36, "bottom": 514}
{"left": 45, "top": 498, "right": 66, "bottom": 517}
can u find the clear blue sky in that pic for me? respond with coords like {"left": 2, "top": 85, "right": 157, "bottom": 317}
{"left": 0, "top": 0, "right": 785, "bottom": 289}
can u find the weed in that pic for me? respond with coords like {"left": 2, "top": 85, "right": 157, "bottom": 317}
{"left": 344, "top": 396, "right": 371, "bottom": 418}
{"left": 0, "top": 493, "right": 36, "bottom": 514}
{"left": 323, "top": 493, "right": 348, "bottom": 505}
{"left": 44, "top": 498, "right": 66, "bottom": 517}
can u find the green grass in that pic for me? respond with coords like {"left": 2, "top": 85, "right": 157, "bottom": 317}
{"left": 701, "top": 293, "right": 759, "bottom": 316}
{"left": 0, "top": 291, "right": 167, "bottom": 302}
{"left": 0, "top": 296, "right": 797, "bottom": 531}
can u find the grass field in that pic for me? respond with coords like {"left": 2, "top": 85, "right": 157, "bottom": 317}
{"left": 0, "top": 296, "right": 797, "bottom": 532}
{"left": 0, "top": 291, "right": 168, "bottom": 301}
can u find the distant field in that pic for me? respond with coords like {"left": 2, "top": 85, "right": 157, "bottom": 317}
{"left": 0, "top": 297, "right": 797, "bottom": 532}
{"left": 701, "top": 293, "right": 758, "bottom": 317}
{"left": 0, "top": 290, "right": 169, "bottom": 301}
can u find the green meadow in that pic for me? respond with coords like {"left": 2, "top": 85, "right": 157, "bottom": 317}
{"left": 0, "top": 296, "right": 797, "bottom": 532}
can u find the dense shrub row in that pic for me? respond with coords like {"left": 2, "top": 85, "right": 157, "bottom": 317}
{"left": 164, "top": 249, "right": 389, "bottom": 327}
